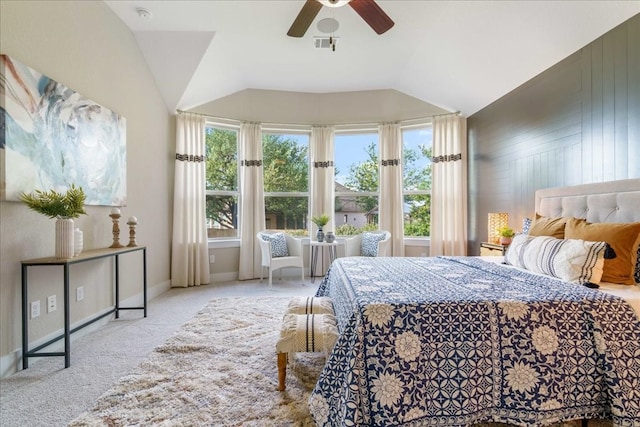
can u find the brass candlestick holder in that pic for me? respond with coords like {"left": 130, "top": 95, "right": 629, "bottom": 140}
{"left": 109, "top": 210, "right": 124, "bottom": 248}
{"left": 127, "top": 216, "right": 138, "bottom": 247}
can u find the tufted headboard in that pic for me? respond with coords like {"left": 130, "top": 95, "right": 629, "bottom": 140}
{"left": 535, "top": 179, "right": 640, "bottom": 224}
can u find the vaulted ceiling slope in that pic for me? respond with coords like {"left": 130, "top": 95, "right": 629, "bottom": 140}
{"left": 105, "top": 1, "right": 639, "bottom": 117}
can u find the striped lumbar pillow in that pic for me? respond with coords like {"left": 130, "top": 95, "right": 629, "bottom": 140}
{"left": 505, "top": 234, "right": 607, "bottom": 285}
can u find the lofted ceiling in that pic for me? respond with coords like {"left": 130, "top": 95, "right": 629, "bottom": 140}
{"left": 105, "top": 1, "right": 639, "bottom": 118}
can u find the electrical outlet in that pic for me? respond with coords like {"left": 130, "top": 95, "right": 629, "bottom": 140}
{"left": 421, "top": 252, "right": 427, "bottom": 257}
{"left": 47, "top": 295, "right": 57, "bottom": 313}
{"left": 31, "top": 300, "right": 40, "bottom": 319}
{"left": 209, "top": 255, "right": 215, "bottom": 263}
{"left": 76, "top": 286, "right": 84, "bottom": 302}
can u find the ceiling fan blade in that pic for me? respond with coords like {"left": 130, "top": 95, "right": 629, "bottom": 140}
{"left": 349, "top": 0, "right": 394, "bottom": 35}
{"left": 287, "top": 0, "right": 323, "bottom": 37}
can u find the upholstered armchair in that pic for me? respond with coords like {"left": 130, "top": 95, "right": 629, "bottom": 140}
{"left": 257, "top": 231, "right": 305, "bottom": 288}
{"left": 344, "top": 230, "right": 391, "bottom": 257}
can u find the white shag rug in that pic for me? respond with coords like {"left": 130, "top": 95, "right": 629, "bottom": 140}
{"left": 69, "top": 296, "right": 612, "bottom": 427}
{"left": 69, "top": 296, "right": 320, "bottom": 426}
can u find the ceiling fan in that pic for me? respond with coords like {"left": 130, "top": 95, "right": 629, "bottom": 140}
{"left": 287, "top": 0, "right": 394, "bottom": 38}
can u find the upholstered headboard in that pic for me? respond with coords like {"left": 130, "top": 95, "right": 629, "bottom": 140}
{"left": 535, "top": 179, "right": 640, "bottom": 224}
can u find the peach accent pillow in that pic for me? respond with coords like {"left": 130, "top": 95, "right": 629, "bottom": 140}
{"left": 565, "top": 218, "right": 640, "bottom": 285}
{"left": 528, "top": 215, "right": 569, "bottom": 239}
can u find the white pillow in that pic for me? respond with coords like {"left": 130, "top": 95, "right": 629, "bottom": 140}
{"left": 505, "top": 234, "right": 607, "bottom": 285}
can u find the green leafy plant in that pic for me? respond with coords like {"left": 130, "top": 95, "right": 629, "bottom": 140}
{"left": 20, "top": 184, "right": 87, "bottom": 219}
{"left": 311, "top": 214, "right": 330, "bottom": 227}
{"left": 498, "top": 225, "right": 515, "bottom": 238}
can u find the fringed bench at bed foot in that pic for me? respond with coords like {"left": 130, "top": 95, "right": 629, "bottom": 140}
{"left": 285, "top": 296, "right": 335, "bottom": 315}
{"left": 276, "top": 313, "right": 338, "bottom": 391}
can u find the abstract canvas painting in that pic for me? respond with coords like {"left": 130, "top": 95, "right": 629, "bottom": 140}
{"left": 0, "top": 54, "right": 126, "bottom": 205}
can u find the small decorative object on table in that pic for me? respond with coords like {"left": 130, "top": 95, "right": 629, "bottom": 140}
{"left": 311, "top": 214, "right": 330, "bottom": 242}
{"left": 73, "top": 228, "right": 83, "bottom": 256}
{"left": 325, "top": 231, "right": 335, "bottom": 243}
{"left": 109, "top": 208, "right": 124, "bottom": 248}
{"left": 498, "top": 225, "right": 515, "bottom": 245}
{"left": 127, "top": 216, "right": 138, "bottom": 247}
{"left": 19, "top": 184, "right": 87, "bottom": 259}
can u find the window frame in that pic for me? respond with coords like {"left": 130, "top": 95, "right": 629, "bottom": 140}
{"left": 401, "top": 121, "right": 433, "bottom": 239}
{"left": 205, "top": 121, "right": 240, "bottom": 241}
{"left": 333, "top": 127, "right": 380, "bottom": 234}
{"left": 261, "top": 127, "right": 311, "bottom": 234}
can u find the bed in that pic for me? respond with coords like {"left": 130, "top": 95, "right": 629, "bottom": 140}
{"left": 309, "top": 178, "right": 640, "bottom": 427}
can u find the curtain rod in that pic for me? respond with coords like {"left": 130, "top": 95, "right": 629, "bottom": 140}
{"left": 175, "top": 109, "right": 462, "bottom": 127}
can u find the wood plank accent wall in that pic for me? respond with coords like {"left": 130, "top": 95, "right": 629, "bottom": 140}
{"left": 467, "top": 14, "right": 639, "bottom": 255}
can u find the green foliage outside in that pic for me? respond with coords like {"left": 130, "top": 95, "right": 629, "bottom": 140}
{"left": 335, "top": 222, "right": 379, "bottom": 236}
{"left": 344, "top": 142, "right": 379, "bottom": 213}
{"left": 263, "top": 134, "right": 308, "bottom": 230}
{"left": 343, "top": 141, "right": 432, "bottom": 237}
{"left": 205, "top": 128, "right": 237, "bottom": 230}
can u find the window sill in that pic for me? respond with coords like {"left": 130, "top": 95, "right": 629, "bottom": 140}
{"left": 208, "top": 236, "right": 430, "bottom": 249}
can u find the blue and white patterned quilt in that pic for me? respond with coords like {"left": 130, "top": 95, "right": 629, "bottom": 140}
{"left": 310, "top": 256, "right": 640, "bottom": 427}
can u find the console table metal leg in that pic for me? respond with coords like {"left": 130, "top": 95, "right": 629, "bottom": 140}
{"left": 143, "top": 248, "right": 147, "bottom": 317}
{"left": 63, "top": 264, "right": 70, "bottom": 368}
{"left": 22, "top": 265, "right": 29, "bottom": 369}
{"left": 115, "top": 254, "right": 120, "bottom": 319}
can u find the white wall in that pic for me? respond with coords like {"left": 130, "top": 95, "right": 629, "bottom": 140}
{"left": 0, "top": 1, "right": 173, "bottom": 377}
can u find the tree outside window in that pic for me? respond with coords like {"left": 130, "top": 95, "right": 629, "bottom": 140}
{"left": 403, "top": 126, "right": 432, "bottom": 237}
{"left": 335, "top": 133, "right": 379, "bottom": 235}
{"left": 263, "top": 133, "right": 309, "bottom": 235}
{"left": 205, "top": 126, "right": 239, "bottom": 238}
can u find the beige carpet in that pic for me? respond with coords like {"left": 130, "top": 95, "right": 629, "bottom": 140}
{"left": 68, "top": 296, "right": 611, "bottom": 427}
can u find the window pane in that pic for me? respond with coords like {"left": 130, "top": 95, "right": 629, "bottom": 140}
{"left": 335, "top": 195, "right": 379, "bottom": 235}
{"left": 402, "top": 127, "right": 432, "bottom": 190}
{"left": 206, "top": 127, "right": 238, "bottom": 191}
{"left": 265, "top": 196, "right": 308, "bottom": 236}
{"left": 263, "top": 133, "right": 309, "bottom": 192}
{"left": 335, "top": 133, "right": 379, "bottom": 192}
{"left": 402, "top": 126, "right": 432, "bottom": 237}
{"left": 335, "top": 132, "right": 379, "bottom": 235}
{"left": 403, "top": 194, "right": 431, "bottom": 237}
{"left": 206, "top": 195, "right": 238, "bottom": 238}
{"left": 206, "top": 126, "right": 239, "bottom": 239}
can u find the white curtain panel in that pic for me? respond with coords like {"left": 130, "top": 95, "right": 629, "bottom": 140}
{"left": 171, "top": 112, "right": 210, "bottom": 287}
{"left": 430, "top": 114, "right": 468, "bottom": 256}
{"left": 310, "top": 126, "right": 335, "bottom": 235}
{"left": 378, "top": 123, "right": 404, "bottom": 256}
{"left": 238, "top": 122, "right": 266, "bottom": 280}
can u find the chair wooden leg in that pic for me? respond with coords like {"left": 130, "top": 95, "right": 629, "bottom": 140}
{"left": 277, "top": 352, "right": 287, "bottom": 391}
{"left": 269, "top": 268, "right": 273, "bottom": 289}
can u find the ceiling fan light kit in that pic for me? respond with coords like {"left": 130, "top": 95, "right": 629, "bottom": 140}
{"left": 287, "top": 0, "right": 393, "bottom": 38}
{"left": 317, "top": 17, "right": 340, "bottom": 33}
{"left": 319, "top": 0, "right": 351, "bottom": 7}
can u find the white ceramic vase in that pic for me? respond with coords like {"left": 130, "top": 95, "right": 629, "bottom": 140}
{"left": 74, "top": 228, "right": 83, "bottom": 257}
{"left": 55, "top": 218, "right": 75, "bottom": 259}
